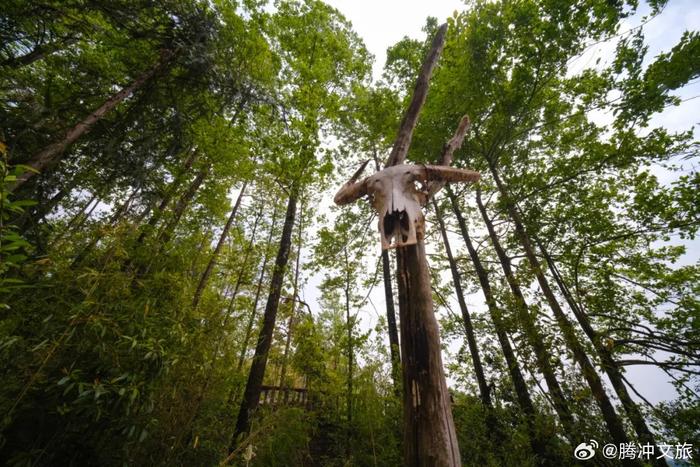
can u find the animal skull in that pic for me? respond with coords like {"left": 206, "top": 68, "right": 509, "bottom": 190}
{"left": 334, "top": 162, "right": 480, "bottom": 249}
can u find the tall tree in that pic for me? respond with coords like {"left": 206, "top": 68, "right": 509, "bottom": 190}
{"left": 447, "top": 187, "right": 560, "bottom": 463}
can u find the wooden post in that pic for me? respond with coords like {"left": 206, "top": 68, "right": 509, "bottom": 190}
{"left": 396, "top": 240, "right": 461, "bottom": 466}
{"left": 333, "top": 23, "right": 479, "bottom": 466}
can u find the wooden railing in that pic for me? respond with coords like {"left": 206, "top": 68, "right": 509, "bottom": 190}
{"left": 259, "top": 385, "right": 310, "bottom": 408}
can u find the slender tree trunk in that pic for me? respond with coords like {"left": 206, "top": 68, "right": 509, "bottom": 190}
{"left": 385, "top": 24, "right": 447, "bottom": 167}
{"left": 433, "top": 200, "right": 491, "bottom": 407}
{"left": 192, "top": 181, "right": 248, "bottom": 309}
{"left": 108, "top": 188, "right": 139, "bottom": 224}
{"left": 18, "top": 180, "right": 75, "bottom": 231}
{"left": 59, "top": 194, "right": 97, "bottom": 235}
{"left": 486, "top": 166, "right": 637, "bottom": 462}
{"left": 71, "top": 188, "right": 139, "bottom": 267}
{"left": 223, "top": 206, "right": 263, "bottom": 317}
{"left": 231, "top": 188, "right": 298, "bottom": 449}
{"left": 128, "top": 166, "right": 209, "bottom": 278}
{"left": 136, "top": 148, "right": 198, "bottom": 245}
{"left": 395, "top": 238, "right": 461, "bottom": 466}
{"left": 536, "top": 240, "right": 667, "bottom": 467}
{"left": 11, "top": 50, "right": 173, "bottom": 190}
{"left": 237, "top": 207, "right": 279, "bottom": 371}
{"left": 381, "top": 248, "right": 402, "bottom": 395}
{"left": 475, "top": 188, "right": 578, "bottom": 445}
{"left": 51, "top": 194, "right": 99, "bottom": 249}
{"left": 157, "top": 165, "right": 210, "bottom": 245}
{"left": 168, "top": 208, "right": 263, "bottom": 458}
{"left": 278, "top": 200, "right": 304, "bottom": 390}
{"left": 447, "top": 187, "right": 555, "bottom": 463}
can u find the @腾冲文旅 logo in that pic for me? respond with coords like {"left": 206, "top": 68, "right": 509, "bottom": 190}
{"left": 574, "top": 440, "right": 599, "bottom": 460}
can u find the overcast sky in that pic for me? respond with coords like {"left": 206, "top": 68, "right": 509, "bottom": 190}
{"left": 311, "top": 0, "right": 699, "bottom": 405}
{"left": 325, "top": 0, "right": 464, "bottom": 79}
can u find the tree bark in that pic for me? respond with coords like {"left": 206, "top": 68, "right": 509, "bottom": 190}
{"left": 475, "top": 187, "right": 578, "bottom": 445}
{"left": 433, "top": 200, "right": 491, "bottom": 407}
{"left": 192, "top": 181, "right": 247, "bottom": 309}
{"left": 11, "top": 50, "right": 172, "bottom": 190}
{"left": 231, "top": 188, "right": 297, "bottom": 449}
{"left": 386, "top": 24, "right": 447, "bottom": 167}
{"left": 396, "top": 239, "right": 461, "bottom": 467}
{"left": 486, "top": 166, "right": 637, "bottom": 463}
{"left": 447, "top": 187, "right": 555, "bottom": 463}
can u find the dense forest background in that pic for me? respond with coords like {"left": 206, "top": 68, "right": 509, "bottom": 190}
{"left": 1, "top": 0, "right": 698, "bottom": 465}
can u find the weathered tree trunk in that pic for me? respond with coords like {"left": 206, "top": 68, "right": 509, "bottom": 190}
{"left": 486, "top": 166, "right": 637, "bottom": 462}
{"left": 237, "top": 206, "right": 279, "bottom": 371}
{"left": 346, "top": 22, "right": 461, "bottom": 465}
{"left": 475, "top": 188, "right": 577, "bottom": 444}
{"left": 381, "top": 248, "right": 402, "bottom": 394}
{"left": 433, "top": 200, "right": 490, "bottom": 407}
{"left": 11, "top": 50, "right": 172, "bottom": 190}
{"left": 447, "top": 188, "right": 555, "bottom": 463}
{"left": 385, "top": 24, "right": 447, "bottom": 167}
{"left": 396, "top": 239, "right": 461, "bottom": 467}
{"left": 536, "top": 240, "right": 668, "bottom": 467}
{"left": 231, "top": 188, "right": 297, "bottom": 449}
{"left": 192, "top": 181, "right": 247, "bottom": 309}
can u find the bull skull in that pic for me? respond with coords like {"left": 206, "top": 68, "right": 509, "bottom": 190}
{"left": 334, "top": 162, "right": 480, "bottom": 249}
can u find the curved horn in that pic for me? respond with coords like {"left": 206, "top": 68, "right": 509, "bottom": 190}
{"left": 416, "top": 165, "right": 481, "bottom": 183}
{"left": 333, "top": 159, "right": 370, "bottom": 205}
{"left": 348, "top": 159, "right": 370, "bottom": 183}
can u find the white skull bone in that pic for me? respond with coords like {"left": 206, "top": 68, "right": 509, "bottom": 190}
{"left": 334, "top": 163, "right": 480, "bottom": 250}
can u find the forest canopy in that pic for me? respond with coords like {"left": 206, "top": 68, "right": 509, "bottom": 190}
{"left": 0, "top": 0, "right": 698, "bottom": 465}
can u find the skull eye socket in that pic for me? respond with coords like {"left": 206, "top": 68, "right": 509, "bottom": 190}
{"left": 384, "top": 212, "right": 395, "bottom": 238}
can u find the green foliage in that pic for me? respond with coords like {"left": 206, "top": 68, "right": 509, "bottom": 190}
{"left": 0, "top": 0, "right": 698, "bottom": 465}
{"left": 0, "top": 155, "right": 35, "bottom": 307}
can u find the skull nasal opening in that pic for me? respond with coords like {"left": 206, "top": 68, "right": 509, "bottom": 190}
{"left": 383, "top": 210, "right": 411, "bottom": 244}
